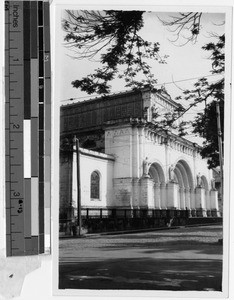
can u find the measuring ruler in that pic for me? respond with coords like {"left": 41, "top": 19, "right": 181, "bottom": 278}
{"left": 5, "top": 1, "right": 51, "bottom": 256}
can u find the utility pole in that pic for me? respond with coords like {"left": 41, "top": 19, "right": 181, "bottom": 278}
{"left": 216, "top": 101, "right": 223, "bottom": 200}
{"left": 73, "top": 135, "right": 82, "bottom": 236}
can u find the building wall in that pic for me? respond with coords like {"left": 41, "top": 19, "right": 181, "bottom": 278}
{"left": 104, "top": 123, "right": 219, "bottom": 215}
{"left": 60, "top": 89, "right": 220, "bottom": 217}
{"left": 78, "top": 149, "right": 114, "bottom": 208}
{"left": 60, "top": 148, "right": 115, "bottom": 223}
{"left": 105, "top": 125, "right": 212, "bottom": 185}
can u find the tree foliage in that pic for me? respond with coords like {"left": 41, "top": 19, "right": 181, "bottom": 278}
{"left": 159, "top": 12, "right": 203, "bottom": 45}
{"left": 193, "top": 100, "right": 224, "bottom": 168}
{"left": 62, "top": 10, "right": 225, "bottom": 168}
{"left": 180, "top": 34, "right": 225, "bottom": 168}
{"left": 62, "top": 10, "right": 167, "bottom": 94}
{"left": 160, "top": 12, "right": 225, "bottom": 168}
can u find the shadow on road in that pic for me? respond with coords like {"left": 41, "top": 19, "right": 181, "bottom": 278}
{"left": 100, "top": 241, "right": 222, "bottom": 256}
{"left": 59, "top": 256, "right": 222, "bottom": 291}
{"left": 59, "top": 226, "right": 223, "bottom": 291}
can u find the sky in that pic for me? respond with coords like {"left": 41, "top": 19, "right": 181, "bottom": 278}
{"left": 58, "top": 10, "right": 225, "bottom": 143}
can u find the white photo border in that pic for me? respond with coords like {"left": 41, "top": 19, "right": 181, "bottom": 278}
{"left": 51, "top": 1, "right": 233, "bottom": 299}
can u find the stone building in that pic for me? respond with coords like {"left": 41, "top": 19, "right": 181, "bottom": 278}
{"left": 60, "top": 87, "right": 220, "bottom": 222}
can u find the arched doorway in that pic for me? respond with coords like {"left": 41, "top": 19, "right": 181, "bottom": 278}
{"left": 149, "top": 162, "right": 166, "bottom": 208}
{"left": 174, "top": 160, "right": 194, "bottom": 210}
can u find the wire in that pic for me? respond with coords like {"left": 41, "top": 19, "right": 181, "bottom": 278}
{"left": 60, "top": 73, "right": 224, "bottom": 102}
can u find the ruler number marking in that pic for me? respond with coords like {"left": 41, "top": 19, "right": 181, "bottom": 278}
{"left": 44, "top": 54, "right": 49, "bottom": 62}
{"left": 12, "top": 123, "right": 20, "bottom": 129}
{"left": 17, "top": 199, "right": 23, "bottom": 214}
{"left": 13, "top": 191, "right": 20, "bottom": 197}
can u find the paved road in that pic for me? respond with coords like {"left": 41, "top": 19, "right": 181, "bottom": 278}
{"left": 59, "top": 225, "right": 223, "bottom": 291}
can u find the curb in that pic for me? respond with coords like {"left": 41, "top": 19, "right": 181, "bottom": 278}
{"left": 59, "top": 222, "right": 222, "bottom": 239}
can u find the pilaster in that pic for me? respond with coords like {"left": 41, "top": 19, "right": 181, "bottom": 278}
{"left": 160, "top": 183, "right": 167, "bottom": 209}
{"left": 154, "top": 182, "right": 161, "bottom": 209}
{"left": 132, "top": 178, "right": 140, "bottom": 208}
{"left": 195, "top": 187, "right": 207, "bottom": 217}
{"left": 140, "top": 177, "right": 154, "bottom": 208}
{"left": 167, "top": 182, "right": 179, "bottom": 209}
{"left": 180, "top": 188, "right": 186, "bottom": 210}
{"left": 113, "top": 178, "right": 133, "bottom": 207}
{"left": 210, "top": 190, "right": 221, "bottom": 217}
{"left": 72, "top": 145, "right": 78, "bottom": 217}
{"left": 185, "top": 187, "right": 191, "bottom": 210}
{"left": 132, "top": 126, "right": 140, "bottom": 178}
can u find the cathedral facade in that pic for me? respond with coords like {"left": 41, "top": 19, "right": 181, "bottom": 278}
{"left": 60, "top": 87, "right": 220, "bottom": 221}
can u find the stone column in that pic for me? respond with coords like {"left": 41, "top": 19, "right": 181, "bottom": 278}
{"left": 132, "top": 178, "right": 140, "bottom": 209}
{"left": 178, "top": 187, "right": 181, "bottom": 209}
{"left": 138, "top": 127, "right": 144, "bottom": 176}
{"left": 190, "top": 188, "right": 196, "bottom": 217}
{"left": 140, "top": 177, "right": 154, "bottom": 208}
{"left": 167, "top": 182, "right": 179, "bottom": 209}
{"left": 160, "top": 183, "right": 167, "bottom": 209}
{"left": 132, "top": 126, "right": 140, "bottom": 178}
{"left": 195, "top": 187, "right": 207, "bottom": 217}
{"left": 180, "top": 188, "right": 186, "bottom": 210}
{"left": 210, "top": 190, "right": 220, "bottom": 217}
{"left": 184, "top": 187, "right": 191, "bottom": 209}
{"left": 72, "top": 145, "right": 78, "bottom": 219}
{"left": 154, "top": 182, "right": 161, "bottom": 209}
{"left": 206, "top": 191, "right": 212, "bottom": 216}
{"left": 184, "top": 188, "right": 192, "bottom": 217}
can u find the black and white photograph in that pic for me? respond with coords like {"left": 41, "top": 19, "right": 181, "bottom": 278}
{"left": 1, "top": 0, "right": 234, "bottom": 299}
{"left": 55, "top": 5, "right": 232, "bottom": 296}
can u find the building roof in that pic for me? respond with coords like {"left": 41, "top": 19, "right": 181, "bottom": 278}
{"left": 61, "top": 86, "right": 184, "bottom": 110}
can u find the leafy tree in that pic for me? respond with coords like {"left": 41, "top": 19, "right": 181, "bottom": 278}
{"left": 159, "top": 12, "right": 203, "bottom": 45}
{"left": 62, "top": 11, "right": 225, "bottom": 168}
{"left": 161, "top": 13, "right": 225, "bottom": 168}
{"left": 192, "top": 36, "right": 224, "bottom": 168}
{"left": 62, "top": 10, "right": 167, "bottom": 94}
{"left": 175, "top": 34, "right": 224, "bottom": 168}
{"left": 193, "top": 100, "right": 224, "bottom": 168}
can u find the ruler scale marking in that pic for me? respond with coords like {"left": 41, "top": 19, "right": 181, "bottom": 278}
{"left": 9, "top": 1, "right": 25, "bottom": 256}
{"left": 5, "top": 3, "right": 9, "bottom": 233}
{"left": 5, "top": 1, "right": 51, "bottom": 256}
{"left": 43, "top": 1, "right": 51, "bottom": 252}
{"left": 30, "top": 0, "right": 39, "bottom": 254}
{"left": 23, "top": 1, "right": 32, "bottom": 254}
{"left": 38, "top": 0, "right": 44, "bottom": 254}
{"left": 30, "top": 1, "right": 39, "bottom": 254}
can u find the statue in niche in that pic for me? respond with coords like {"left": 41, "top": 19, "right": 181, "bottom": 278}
{"left": 143, "top": 157, "right": 150, "bottom": 177}
{"left": 169, "top": 165, "right": 175, "bottom": 182}
{"left": 197, "top": 173, "right": 202, "bottom": 187}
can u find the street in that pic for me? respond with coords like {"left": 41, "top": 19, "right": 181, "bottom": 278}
{"left": 59, "top": 225, "right": 223, "bottom": 291}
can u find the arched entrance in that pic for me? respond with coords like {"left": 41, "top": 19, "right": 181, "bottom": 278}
{"left": 149, "top": 162, "right": 166, "bottom": 208}
{"left": 173, "top": 160, "right": 194, "bottom": 210}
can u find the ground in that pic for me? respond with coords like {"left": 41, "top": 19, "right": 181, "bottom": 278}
{"left": 59, "top": 225, "right": 223, "bottom": 291}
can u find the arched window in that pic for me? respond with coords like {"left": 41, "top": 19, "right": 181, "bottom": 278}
{"left": 90, "top": 171, "right": 100, "bottom": 200}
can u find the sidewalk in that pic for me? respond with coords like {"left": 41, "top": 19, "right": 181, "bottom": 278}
{"left": 59, "top": 221, "right": 222, "bottom": 239}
